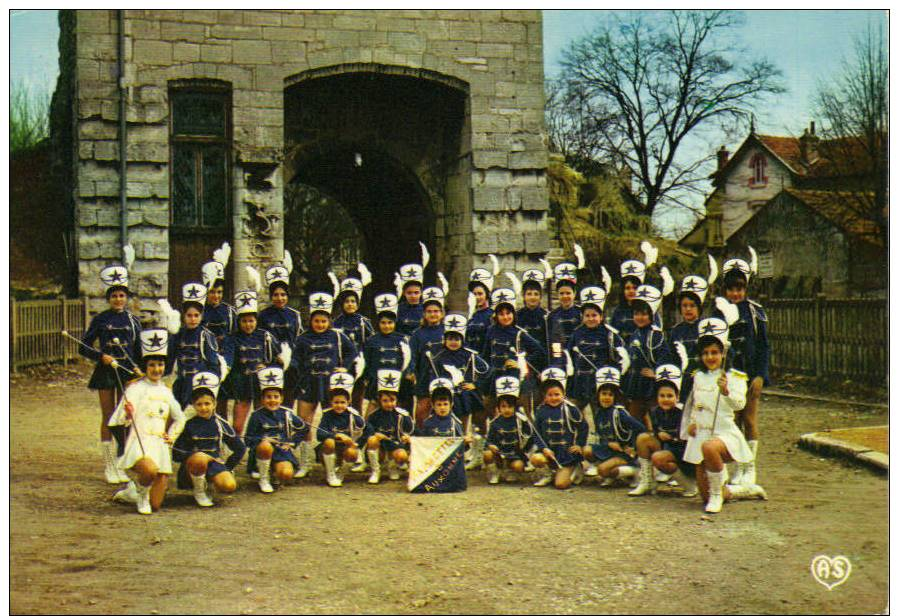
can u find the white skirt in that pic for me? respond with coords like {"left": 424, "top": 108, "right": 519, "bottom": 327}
{"left": 683, "top": 419, "right": 753, "bottom": 465}
{"left": 118, "top": 433, "right": 174, "bottom": 474}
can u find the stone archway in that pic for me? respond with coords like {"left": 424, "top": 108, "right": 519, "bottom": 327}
{"left": 283, "top": 64, "right": 471, "bottom": 302}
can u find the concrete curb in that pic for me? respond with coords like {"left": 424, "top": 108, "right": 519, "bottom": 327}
{"left": 765, "top": 389, "right": 888, "bottom": 410}
{"left": 798, "top": 427, "right": 889, "bottom": 473}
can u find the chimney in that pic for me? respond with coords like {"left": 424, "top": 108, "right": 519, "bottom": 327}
{"left": 717, "top": 145, "right": 730, "bottom": 170}
{"left": 799, "top": 121, "right": 819, "bottom": 165}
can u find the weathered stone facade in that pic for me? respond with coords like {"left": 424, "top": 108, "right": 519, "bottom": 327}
{"left": 58, "top": 9, "right": 550, "bottom": 315}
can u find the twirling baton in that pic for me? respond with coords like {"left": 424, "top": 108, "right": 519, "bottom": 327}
{"left": 60, "top": 331, "right": 135, "bottom": 375}
{"left": 112, "top": 367, "right": 146, "bottom": 457}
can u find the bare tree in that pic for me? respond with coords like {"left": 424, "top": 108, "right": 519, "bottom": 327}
{"left": 559, "top": 10, "right": 784, "bottom": 218}
{"left": 814, "top": 23, "right": 888, "bottom": 244}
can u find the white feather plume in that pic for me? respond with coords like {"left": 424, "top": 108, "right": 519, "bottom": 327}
{"left": 419, "top": 241, "right": 430, "bottom": 270}
{"left": 357, "top": 261, "right": 372, "bottom": 287}
{"left": 660, "top": 266, "right": 675, "bottom": 296}
{"left": 707, "top": 254, "right": 719, "bottom": 285}
{"left": 437, "top": 271, "right": 450, "bottom": 296}
{"left": 245, "top": 266, "right": 262, "bottom": 293}
{"left": 601, "top": 266, "right": 612, "bottom": 294}
{"left": 394, "top": 272, "right": 403, "bottom": 298}
{"left": 467, "top": 291, "right": 477, "bottom": 318}
{"left": 400, "top": 340, "right": 411, "bottom": 372}
{"left": 217, "top": 354, "right": 229, "bottom": 382}
{"left": 715, "top": 296, "right": 740, "bottom": 326}
{"left": 748, "top": 245, "right": 758, "bottom": 276}
{"left": 283, "top": 250, "right": 293, "bottom": 275}
{"left": 327, "top": 271, "right": 340, "bottom": 298}
{"left": 213, "top": 242, "right": 231, "bottom": 267}
{"left": 277, "top": 342, "right": 292, "bottom": 369}
{"left": 640, "top": 240, "right": 658, "bottom": 267}
{"left": 617, "top": 346, "right": 631, "bottom": 376}
{"left": 123, "top": 243, "right": 135, "bottom": 270}
{"left": 674, "top": 341, "right": 690, "bottom": 371}
{"left": 505, "top": 271, "right": 522, "bottom": 299}
{"left": 444, "top": 363, "right": 465, "bottom": 387}
{"left": 488, "top": 253, "right": 500, "bottom": 277}
{"left": 573, "top": 242, "right": 586, "bottom": 270}
{"left": 157, "top": 299, "right": 181, "bottom": 335}
{"left": 517, "top": 351, "right": 528, "bottom": 380}
{"left": 354, "top": 354, "right": 366, "bottom": 382}
{"left": 564, "top": 350, "right": 574, "bottom": 377}
{"left": 539, "top": 258, "right": 553, "bottom": 280}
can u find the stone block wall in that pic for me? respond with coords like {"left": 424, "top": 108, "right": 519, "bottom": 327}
{"left": 65, "top": 9, "right": 549, "bottom": 315}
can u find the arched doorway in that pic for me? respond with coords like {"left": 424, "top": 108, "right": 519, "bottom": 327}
{"left": 283, "top": 65, "right": 469, "bottom": 303}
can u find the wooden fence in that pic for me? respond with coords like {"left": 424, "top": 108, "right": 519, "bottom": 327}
{"left": 10, "top": 297, "right": 89, "bottom": 371}
{"left": 765, "top": 295, "right": 887, "bottom": 385}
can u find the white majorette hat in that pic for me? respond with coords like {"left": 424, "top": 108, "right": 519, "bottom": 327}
{"left": 723, "top": 245, "right": 758, "bottom": 286}
{"left": 490, "top": 287, "right": 517, "bottom": 312}
{"left": 398, "top": 241, "right": 430, "bottom": 290}
{"left": 540, "top": 367, "right": 568, "bottom": 391}
{"left": 374, "top": 293, "right": 398, "bottom": 318}
{"left": 633, "top": 284, "right": 664, "bottom": 315}
{"left": 595, "top": 365, "right": 622, "bottom": 389}
{"left": 340, "top": 277, "right": 364, "bottom": 299}
{"left": 495, "top": 375, "right": 521, "bottom": 398}
{"left": 523, "top": 258, "right": 553, "bottom": 293}
{"left": 579, "top": 286, "right": 607, "bottom": 312}
{"left": 654, "top": 364, "right": 683, "bottom": 394}
{"left": 469, "top": 253, "right": 499, "bottom": 294}
{"left": 421, "top": 286, "right": 445, "bottom": 309}
{"left": 376, "top": 369, "right": 402, "bottom": 394}
{"left": 620, "top": 260, "right": 646, "bottom": 284}
{"left": 234, "top": 290, "right": 258, "bottom": 316}
{"left": 182, "top": 281, "right": 207, "bottom": 308}
{"left": 329, "top": 371, "right": 354, "bottom": 395}
{"left": 443, "top": 313, "right": 468, "bottom": 337}
{"left": 265, "top": 250, "right": 293, "bottom": 293}
{"left": 140, "top": 328, "right": 169, "bottom": 359}
{"left": 309, "top": 292, "right": 334, "bottom": 316}
{"left": 202, "top": 242, "right": 231, "bottom": 289}
{"left": 192, "top": 371, "right": 221, "bottom": 399}
{"left": 100, "top": 243, "right": 135, "bottom": 296}
{"left": 679, "top": 275, "right": 710, "bottom": 306}
{"left": 554, "top": 242, "right": 586, "bottom": 289}
{"left": 696, "top": 317, "right": 729, "bottom": 350}
{"left": 259, "top": 366, "right": 284, "bottom": 391}
{"left": 429, "top": 377, "right": 455, "bottom": 398}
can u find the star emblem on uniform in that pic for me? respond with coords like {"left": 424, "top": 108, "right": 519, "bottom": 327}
{"left": 624, "top": 264, "right": 639, "bottom": 274}
{"left": 186, "top": 285, "right": 201, "bottom": 298}
{"left": 313, "top": 296, "right": 328, "bottom": 308}
{"left": 148, "top": 333, "right": 164, "bottom": 347}
{"left": 683, "top": 279, "right": 700, "bottom": 290}
{"left": 238, "top": 295, "right": 254, "bottom": 307}
{"left": 106, "top": 270, "right": 124, "bottom": 283}
{"left": 495, "top": 291, "right": 510, "bottom": 303}
{"left": 471, "top": 271, "right": 485, "bottom": 280}
{"left": 525, "top": 271, "right": 540, "bottom": 280}
{"left": 558, "top": 266, "right": 575, "bottom": 278}
{"left": 447, "top": 316, "right": 462, "bottom": 328}
{"left": 424, "top": 289, "right": 439, "bottom": 299}
{"left": 270, "top": 267, "right": 287, "bottom": 279}
{"left": 333, "top": 375, "right": 350, "bottom": 386}
{"left": 381, "top": 374, "right": 398, "bottom": 387}
{"left": 264, "top": 372, "right": 279, "bottom": 384}
{"left": 701, "top": 322, "right": 719, "bottom": 334}
{"left": 196, "top": 375, "right": 210, "bottom": 386}
{"left": 657, "top": 368, "right": 673, "bottom": 380}
{"left": 499, "top": 378, "right": 515, "bottom": 391}
{"left": 379, "top": 297, "right": 392, "bottom": 308}
{"left": 404, "top": 267, "right": 416, "bottom": 278}
{"left": 637, "top": 288, "right": 652, "bottom": 298}
{"left": 583, "top": 290, "right": 598, "bottom": 301}
{"left": 601, "top": 369, "right": 616, "bottom": 380}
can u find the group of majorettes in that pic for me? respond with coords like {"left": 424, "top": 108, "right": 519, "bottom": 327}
{"left": 81, "top": 240, "right": 769, "bottom": 515}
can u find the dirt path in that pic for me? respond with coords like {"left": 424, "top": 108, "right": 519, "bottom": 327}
{"left": 10, "top": 369, "right": 888, "bottom": 614}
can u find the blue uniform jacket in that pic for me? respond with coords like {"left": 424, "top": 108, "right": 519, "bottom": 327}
{"left": 668, "top": 319, "right": 700, "bottom": 403}
{"left": 201, "top": 302, "right": 237, "bottom": 343}
{"left": 333, "top": 312, "right": 375, "bottom": 350}
{"left": 80, "top": 309, "right": 143, "bottom": 368}
{"left": 168, "top": 325, "right": 222, "bottom": 407}
{"left": 534, "top": 401, "right": 588, "bottom": 467}
{"left": 367, "top": 407, "right": 415, "bottom": 449}
{"left": 419, "top": 413, "right": 465, "bottom": 437}
{"left": 424, "top": 346, "right": 489, "bottom": 417}
{"left": 517, "top": 306, "right": 548, "bottom": 352}
{"left": 486, "top": 412, "right": 546, "bottom": 459}
{"left": 396, "top": 301, "right": 424, "bottom": 337}
{"left": 591, "top": 403, "right": 646, "bottom": 461}
{"left": 608, "top": 303, "right": 662, "bottom": 344}
{"left": 481, "top": 324, "right": 547, "bottom": 393}
{"left": 465, "top": 307, "right": 493, "bottom": 355}
{"left": 258, "top": 305, "right": 304, "bottom": 350}
{"left": 220, "top": 328, "right": 278, "bottom": 400}
{"left": 713, "top": 299, "right": 770, "bottom": 385}
{"left": 244, "top": 406, "right": 310, "bottom": 450}
{"left": 565, "top": 323, "right": 622, "bottom": 403}
{"left": 293, "top": 329, "right": 358, "bottom": 402}
{"left": 317, "top": 408, "right": 370, "bottom": 447}
{"left": 409, "top": 323, "right": 445, "bottom": 396}
{"left": 172, "top": 414, "right": 246, "bottom": 470}
{"left": 547, "top": 304, "right": 582, "bottom": 349}
{"left": 622, "top": 324, "right": 672, "bottom": 400}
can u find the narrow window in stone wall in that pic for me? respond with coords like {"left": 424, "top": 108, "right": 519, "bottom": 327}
{"left": 168, "top": 81, "right": 232, "bottom": 297}
{"left": 749, "top": 153, "right": 767, "bottom": 187}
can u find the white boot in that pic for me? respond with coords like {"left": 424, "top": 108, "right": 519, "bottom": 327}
{"left": 112, "top": 480, "right": 138, "bottom": 504}
{"left": 367, "top": 450, "right": 381, "bottom": 484}
{"left": 570, "top": 462, "right": 585, "bottom": 485}
{"left": 705, "top": 469, "right": 726, "bottom": 513}
{"left": 585, "top": 461, "right": 599, "bottom": 477}
{"left": 387, "top": 459, "right": 401, "bottom": 481}
{"left": 352, "top": 447, "right": 368, "bottom": 473}
{"left": 464, "top": 436, "right": 484, "bottom": 470}
{"left": 628, "top": 459, "right": 657, "bottom": 496}
{"left": 256, "top": 458, "right": 274, "bottom": 493}
{"left": 322, "top": 453, "right": 342, "bottom": 487}
{"left": 727, "top": 461, "right": 743, "bottom": 486}
{"left": 741, "top": 440, "right": 758, "bottom": 485}
{"left": 190, "top": 473, "right": 214, "bottom": 507}
{"left": 671, "top": 467, "right": 698, "bottom": 497}
{"left": 615, "top": 465, "right": 637, "bottom": 486}
{"left": 102, "top": 441, "right": 125, "bottom": 484}
{"left": 135, "top": 483, "right": 152, "bottom": 515}
{"left": 533, "top": 467, "right": 552, "bottom": 487}
{"left": 293, "top": 442, "right": 311, "bottom": 478}
{"left": 486, "top": 462, "right": 500, "bottom": 485}
{"left": 727, "top": 482, "right": 768, "bottom": 501}
{"left": 338, "top": 460, "right": 351, "bottom": 485}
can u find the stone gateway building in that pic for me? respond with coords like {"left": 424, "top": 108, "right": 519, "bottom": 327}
{"left": 52, "top": 9, "right": 551, "bottom": 315}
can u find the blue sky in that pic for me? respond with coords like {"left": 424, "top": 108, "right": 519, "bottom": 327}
{"left": 10, "top": 9, "right": 887, "bottom": 235}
